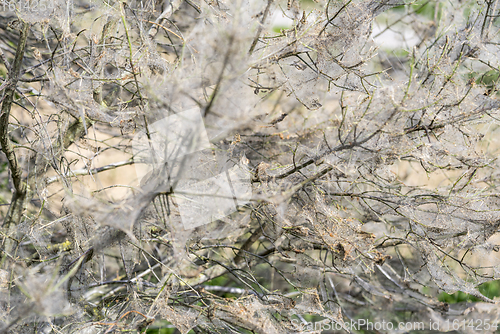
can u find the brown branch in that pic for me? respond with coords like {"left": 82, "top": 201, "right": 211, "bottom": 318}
{"left": 203, "top": 34, "right": 234, "bottom": 118}
{"left": 248, "top": 0, "right": 274, "bottom": 55}
{"left": 234, "top": 227, "right": 264, "bottom": 265}
{"left": 148, "top": 0, "right": 183, "bottom": 39}
{"left": 45, "top": 159, "right": 135, "bottom": 185}
{"left": 0, "top": 21, "right": 30, "bottom": 228}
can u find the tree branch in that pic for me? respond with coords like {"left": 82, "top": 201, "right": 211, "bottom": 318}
{"left": 148, "top": 0, "right": 183, "bottom": 39}
{"left": 45, "top": 159, "right": 135, "bottom": 185}
{"left": 0, "top": 21, "right": 30, "bottom": 227}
